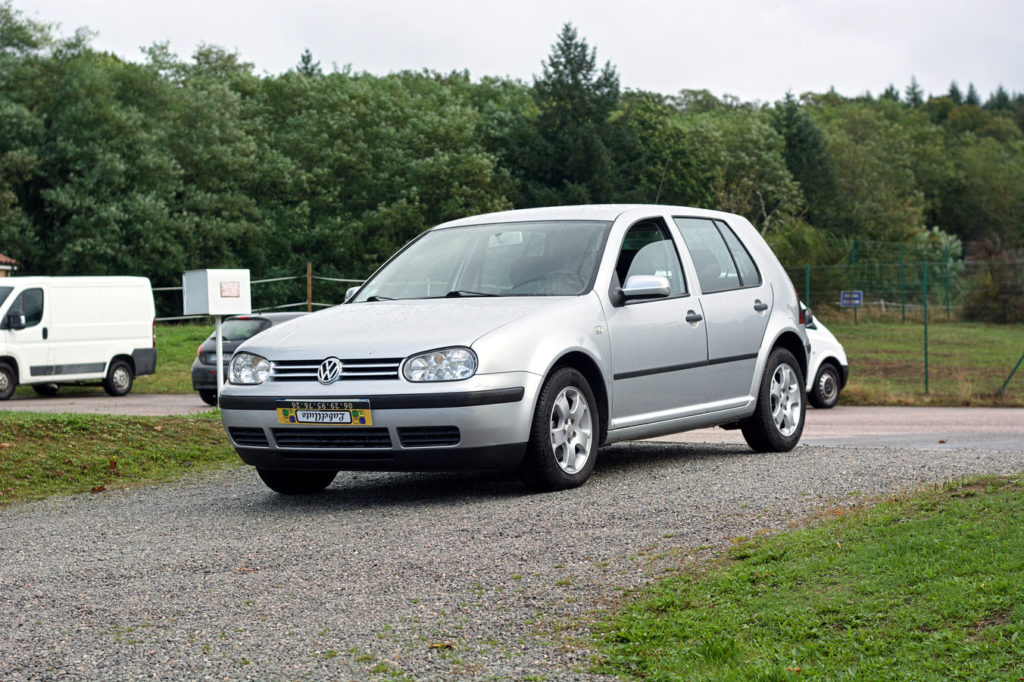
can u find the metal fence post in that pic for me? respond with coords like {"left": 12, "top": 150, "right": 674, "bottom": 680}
{"left": 805, "top": 265, "right": 810, "bottom": 307}
{"left": 944, "top": 245, "right": 951, "bottom": 319}
{"left": 923, "top": 262, "right": 929, "bottom": 394}
{"left": 899, "top": 243, "right": 905, "bottom": 322}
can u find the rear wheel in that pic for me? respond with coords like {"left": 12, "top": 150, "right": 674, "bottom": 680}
{"left": 32, "top": 383, "right": 60, "bottom": 397}
{"left": 198, "top": 389, "right": 218, "bottom": 406}
{"left": 520, "top": 367, "right": 598, "bottom": 491}
{"left": 809, "top": 363, "right": 841, "bottom": 409}
{"left": 741, "top": 348, "right": 805, "bottom": 452}
{"left": 257, "top": 468, "right": 337, "bottom": 495}
{"left": 103, "top": 359, "right": 133, "bottom": 396}
{"left": 0, "top": 362, "right": 15, "bottom": 400}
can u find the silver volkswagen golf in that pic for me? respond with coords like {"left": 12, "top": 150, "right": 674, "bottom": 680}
{"left": 220, "top": 205, "right": 810, "bottom": 494}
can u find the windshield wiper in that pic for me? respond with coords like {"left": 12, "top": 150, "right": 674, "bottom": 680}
{"left": 365, "top": 295, "right": 395, "bottom": 302}
{"left": 444, "top": 290, "right": 498, "bottom": 298}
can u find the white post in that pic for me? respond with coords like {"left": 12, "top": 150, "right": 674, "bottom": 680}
{"left": 214, "top": 315, "right": 224, "bottom": 399}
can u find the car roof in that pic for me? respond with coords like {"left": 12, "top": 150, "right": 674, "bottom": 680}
{"left": 433, "top": 204, "right": 741, "bottom": 230}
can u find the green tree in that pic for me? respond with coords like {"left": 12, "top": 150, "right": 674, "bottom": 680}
{"left": 296, "top": 48, "right": 321, "bottom": 78}
{"left": 904, "top": 76, "right": 924, "bottom": 107}
{"left": 770, "top": 93, "right": 838, "bottom": 228}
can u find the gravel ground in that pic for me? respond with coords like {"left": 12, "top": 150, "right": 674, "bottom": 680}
{"left": 2, "top": 440, "right": 1023, "bottom": 681}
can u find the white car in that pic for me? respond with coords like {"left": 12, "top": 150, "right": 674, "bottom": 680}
{"left": 803, "top": 309, "right": 849, "bottom": 409}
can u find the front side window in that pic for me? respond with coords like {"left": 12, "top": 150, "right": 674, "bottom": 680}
{"left": 614, "top": 219, "right": 687, "bottom": 296}
{"left": 10, "top": 288, "right": 44, "bottom": 327}
{"left": 353, "top": 220, "right": 611, "bottom": 301}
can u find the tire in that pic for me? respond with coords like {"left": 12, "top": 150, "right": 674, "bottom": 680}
{"left": 103, "top": 359, "right": 133, "bottom": 397}
{"left": 520, "top": 367, "right": 598, "bottom": 492}
{"left": 198, "top": 389, "right": 218, "bottom": 406}
{"left": 32, "top": 383, "right": 60, "bottom": 397}
{"left": 257, "top": 468, "right": 337, "bottom": 495}
{"left": 741, "top": 348, "right": 806, "bottom": 452}
{"left": 0, "top": 361, "right": 15, "bottom": 400}
{"left": 809, "top": 363, "right": 841, "bottom": 409}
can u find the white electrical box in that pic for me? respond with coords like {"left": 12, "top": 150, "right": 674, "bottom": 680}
{"left": 182, "top": 269, "right": 252, "bottom": 316}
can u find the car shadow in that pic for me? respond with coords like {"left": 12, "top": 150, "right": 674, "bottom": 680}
{"left": 244, "top": 440, "right": 760, "bottom": 511}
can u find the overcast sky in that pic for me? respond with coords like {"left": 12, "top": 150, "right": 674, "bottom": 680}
{"left": 21, "top": 0, "right": 1024, "bottom": 103}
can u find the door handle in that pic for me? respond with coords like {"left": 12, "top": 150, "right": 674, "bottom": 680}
{"left": 42, "top": 327, "right": 48, "bottom": 340}
{"left": 753, "top": 300, "right": 768, "bottom": 312}
{"left": 685, "top": 310, "right": 703, "bottom": 323}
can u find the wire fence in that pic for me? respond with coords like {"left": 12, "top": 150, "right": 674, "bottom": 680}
{"left": 154, "top": 267, "right": 363, "bottom": 322}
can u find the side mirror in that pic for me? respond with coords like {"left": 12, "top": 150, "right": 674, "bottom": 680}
{"left": 344, "top": 286, "right": 359, "bottom": 303}
{"left": 803, "top": 307, "right": 814, "bottom": 325}
{"left": 2, "top": 308, "right": 26, "bottom": 331}
{"left": 620, "top": 275, "right": 672, "bottom": 301}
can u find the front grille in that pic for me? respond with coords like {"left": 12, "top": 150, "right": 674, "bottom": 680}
{"left": 229, "top": 427, "right": 269, "bottom": 447}
{"left": 398, "top": 426, "right": 461, "bottom": 448}
{"left": 271, "top": 358, "right": 403, "bottom": 382}
{"left": 271, "top": 427, "right": 392, "bottom": 449}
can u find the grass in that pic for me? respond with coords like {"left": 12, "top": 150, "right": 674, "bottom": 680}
{"left": 596, "top": 475, "right": 1024, "bottom": 680}
{"left": 821, "top": 315, "right": 1024, "bottom": 407}
{"left": 0, "top": 411, "right": 237, "bottom": 506}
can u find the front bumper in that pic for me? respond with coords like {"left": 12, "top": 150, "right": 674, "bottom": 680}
{"left": 219, "top": 373, "right": 540, "bottom": 472}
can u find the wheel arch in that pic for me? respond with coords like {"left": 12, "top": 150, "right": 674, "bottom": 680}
{"left": 548, "top": 351, "right": 609, "bottom": 446}
{"left": 771, "top": 330, "right": 808, "bottom": 382}
{"left": 0, "top": 355, "right": 20, "bottom": 382}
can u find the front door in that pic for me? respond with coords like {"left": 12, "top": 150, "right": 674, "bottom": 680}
{"left": 605, "top": 217, "right": 709, "bottom": 428}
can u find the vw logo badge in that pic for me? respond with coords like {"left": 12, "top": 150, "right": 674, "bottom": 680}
{"left": 317, "top": 357, "right": 343, "bottom": 385}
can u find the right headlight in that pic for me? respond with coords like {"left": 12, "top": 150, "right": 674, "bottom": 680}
{"left": 403, "top": 347, "right": 477, "bottom": 382}
{"left": 230, "top": 352, "right": 271, "bottom": 384}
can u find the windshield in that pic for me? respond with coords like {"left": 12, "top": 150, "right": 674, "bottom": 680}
{"left": 353, "top": 220, "right": 612, "bottom": 302}
{"left": 0, "top": 287, "right": 11, "bottom": 309}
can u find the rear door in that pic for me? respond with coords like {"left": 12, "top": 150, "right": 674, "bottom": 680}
{"left": 673, "top": 217, "right": 772, "bottom": 408}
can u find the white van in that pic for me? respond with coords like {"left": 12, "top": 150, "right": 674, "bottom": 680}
{"left": 0, "top": 276, "right": 157, "bottom": 399}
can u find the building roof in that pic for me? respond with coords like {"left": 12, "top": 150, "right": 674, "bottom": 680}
{"left": 0, "top": 253, "right": 18, "bottom": 266}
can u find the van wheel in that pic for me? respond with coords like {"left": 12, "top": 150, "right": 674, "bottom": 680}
{"left": 0, "top": 362, "right": 16, "bottom": 400}
{"left": 809, "top": 363, "right": 841, "bottom": 409}
{"left": 198, "top": 390, "right": 218, "bottom": 406}
{"left": 520, "top": 367, "right": 598, "bottom": 491}
{"left": 32, "top": 383, "right": 60, "bottom": 397}
{"left": 740, "top": 348, "right": 805, "bottom": 452}
{"left": 257, "top": 468, "right": 337, "bottom": 494}
{"left": 103, "top": 360, "right": 133, "bottom": 396}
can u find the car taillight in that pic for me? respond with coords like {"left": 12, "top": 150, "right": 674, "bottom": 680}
{"left": 152, "top": 320, "right": 157, "bottom": 348}
{"left": 197, "top": 343, "right": 204, "bottom": 360}
{"left": 797, "top": 289, "right": 805, "bottom": 325}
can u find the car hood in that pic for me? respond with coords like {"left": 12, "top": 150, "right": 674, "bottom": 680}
{"left": 237, "top": 298, "right": 571, "bottom": 359}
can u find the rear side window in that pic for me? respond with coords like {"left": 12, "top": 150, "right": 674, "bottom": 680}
{"left": 674, "top": 217, "right": 761, "bottom": 293}
{"left": 716, "top": 220, "right": 762, "bottom": 287}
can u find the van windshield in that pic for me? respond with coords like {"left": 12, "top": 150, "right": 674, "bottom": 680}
{"left": 0, "top": 287, "right": 11, "bottom": 308}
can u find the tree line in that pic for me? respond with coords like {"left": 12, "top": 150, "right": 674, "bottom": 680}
{"left": 2, "top": 5, "right": 1023, "bottom": 316}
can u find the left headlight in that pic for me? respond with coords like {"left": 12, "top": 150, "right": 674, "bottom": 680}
{"left": 403, "top": 347, "right": 477, "bottom": 382}
{"left": 230, "top": 352, "right": 271, "bottom": 384}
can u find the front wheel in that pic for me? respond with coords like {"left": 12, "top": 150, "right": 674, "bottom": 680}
{"left": 0, "top": 361, "right": 16, "bottom": 400}
{"left": 103, "top": 359, "right": 133, "bottom": 396}
{"left": 520, "top": 367, "right": 598, "bottom": 491}
{"left": 33, "top": 383, "right": 60, "bottom": 397}
{"left": 257, "top": 468, "right": 337, "bottom": 495}
{"left": 741, "top": 348, "right": 805, "bottom": 452}
{"left": 809, "top": 363, "right": 841, "bottom": 409}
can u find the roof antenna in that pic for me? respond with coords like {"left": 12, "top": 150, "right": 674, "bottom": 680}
{"left": 653, "top": 157, "right": 670, "bottom": 204}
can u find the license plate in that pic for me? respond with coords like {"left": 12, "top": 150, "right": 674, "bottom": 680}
{"left": 276, "top": 399, "right": 372, "bottom": 425}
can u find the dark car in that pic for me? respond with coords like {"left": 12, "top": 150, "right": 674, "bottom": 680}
{"left": 192, "top": 312, "right": 306, "bottom": 405}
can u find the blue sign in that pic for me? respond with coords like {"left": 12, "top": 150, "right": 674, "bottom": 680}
{"left": 840, "top": 290, "right": 863, "bottom": 307}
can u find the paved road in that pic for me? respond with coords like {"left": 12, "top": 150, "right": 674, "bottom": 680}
{"left": 1, "top": 402, "right": 1022, "bottom": 679}
{"left": 4, "top": 393, "right": 1021, "bottom": 449}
